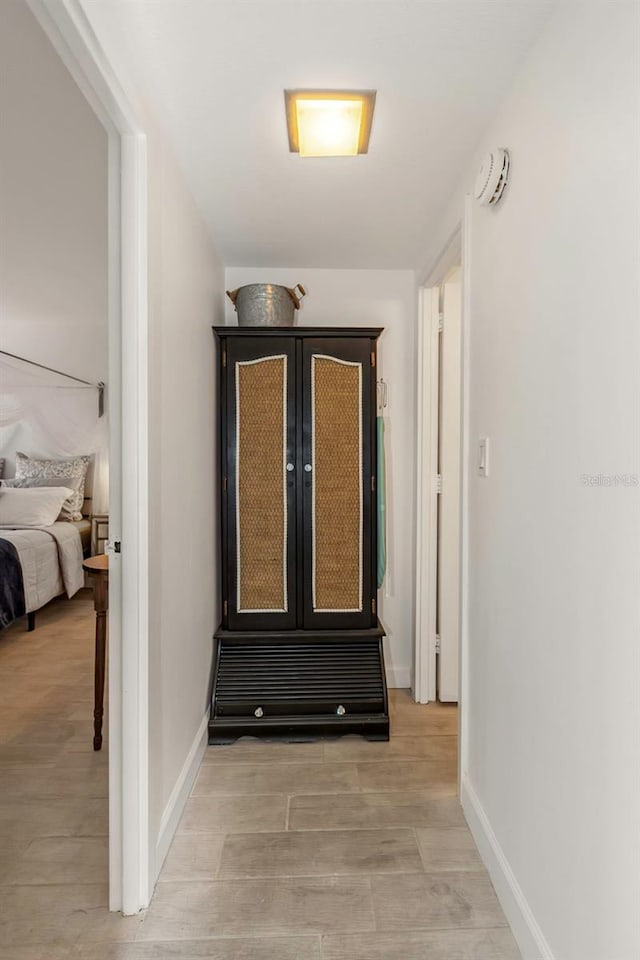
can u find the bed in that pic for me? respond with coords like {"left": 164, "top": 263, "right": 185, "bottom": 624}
{"left": 0, "top": 468, "right": 94, "bottom": 631}
{"left": 0, "top": 521, "right": 86, "bottom": 631}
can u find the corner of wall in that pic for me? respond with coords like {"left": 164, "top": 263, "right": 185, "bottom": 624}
{"left": 151, "top": 711, "right": 209, "bottom": 892}
{"left": 461, "top": 776, "right": 555, "bottom": 960}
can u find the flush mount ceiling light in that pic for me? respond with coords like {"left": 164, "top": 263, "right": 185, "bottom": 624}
{"left": 285, "top": 90, "right": 376, "bottom": 157}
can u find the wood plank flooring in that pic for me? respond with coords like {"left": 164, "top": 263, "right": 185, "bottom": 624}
{"left": 0, "top": 592, "right": 520, "bottom": 958}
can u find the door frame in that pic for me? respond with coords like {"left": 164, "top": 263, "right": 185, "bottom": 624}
{"left": 413, "top": 285, "right": 440, "bottom": 703}
{"left": 27, "top": 0, "right": 150, "bottom": 914}
{"left": 414, "top": 197, "right": 472, "bottom": 787}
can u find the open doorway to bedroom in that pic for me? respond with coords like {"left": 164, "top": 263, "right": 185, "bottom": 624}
{"left": 0, "top": 0, "right": 111, "bottom": 901}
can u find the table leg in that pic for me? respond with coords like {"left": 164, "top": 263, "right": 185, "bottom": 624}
{"left": 94, "top": 609, "right": 107, "bottom": 750}
{"left": 91, "top": 576, "right": 108, "bottom": 751}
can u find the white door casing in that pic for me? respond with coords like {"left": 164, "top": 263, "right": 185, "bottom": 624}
{"left": 413, "top": 286, "right": 440, "bottom": 703}
{"left": 414, "top": 250, "right": 463, "bottom": 705}
{"left": 414, "top": 202, "right": 471, "bottom": 795}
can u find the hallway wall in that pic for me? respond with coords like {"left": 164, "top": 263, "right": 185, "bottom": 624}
{"left": 425, "top": 4, "right": 640, "bottom": 958}
{"left": 225, "top": 266, "right": 417, "bottom": 687}
{"left": 145, "top": 118, "right": 226, "bottom": 888}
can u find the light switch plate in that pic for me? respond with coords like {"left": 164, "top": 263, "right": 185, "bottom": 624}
{"left": 478, "top": 437, "right": 489, "bottom": 477}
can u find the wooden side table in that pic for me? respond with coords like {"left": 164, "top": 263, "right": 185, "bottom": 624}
{"left": 91, "top": 514, "right": 109, "bottom": 557}
{"left": 83, "top": 554, "right": 109, "bottom": 751}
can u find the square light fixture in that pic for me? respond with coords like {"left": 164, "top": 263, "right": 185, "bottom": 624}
{"left": 285, "top": 90, "right": 376, "bottom": 157}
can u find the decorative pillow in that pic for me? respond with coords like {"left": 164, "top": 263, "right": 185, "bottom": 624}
{"left": 15, "top": 452, "right": 90, "bottom": 521}
{"left": 0, "top": 486, "right": 74, "bottom": 528}
{"left": 1, "top": 476, "right": 84, "bottom": 522}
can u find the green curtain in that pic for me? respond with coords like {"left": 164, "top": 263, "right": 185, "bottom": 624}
{"left": 376, "top": 416, "right": 386, "bottom": 588}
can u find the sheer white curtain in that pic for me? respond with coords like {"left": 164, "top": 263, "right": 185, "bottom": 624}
{"left": 0, "top": 354, "right": 109, "bottom": 513}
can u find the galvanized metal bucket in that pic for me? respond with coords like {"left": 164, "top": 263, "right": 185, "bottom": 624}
{"left": 226, "top": 283, "right": 306, "bottom": 327}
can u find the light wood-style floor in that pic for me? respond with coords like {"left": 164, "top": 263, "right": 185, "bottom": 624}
{"left": 0, "top": 591, "right": 519, "bottom": 958}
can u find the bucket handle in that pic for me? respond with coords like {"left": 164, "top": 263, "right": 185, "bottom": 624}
{"left": 226, "top": 288, "right": 239, "bottom": 310}
{"left": 287, "top": 283, "right": 307, "bottom": 310}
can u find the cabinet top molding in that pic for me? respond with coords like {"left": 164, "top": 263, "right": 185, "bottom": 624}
{"left": 212, "top": 326, "right": 383, "bottom": 339}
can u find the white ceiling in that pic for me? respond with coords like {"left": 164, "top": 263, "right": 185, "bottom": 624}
{"left": 82, "top": 0, "right": 556, "bottom": 269}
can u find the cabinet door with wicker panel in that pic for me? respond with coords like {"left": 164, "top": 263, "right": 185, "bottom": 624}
{"left": 301, "top": 337, "right": 376, "bottom": 630}
{"left": 225, "top": 336, "right": 297, "bottom": 630}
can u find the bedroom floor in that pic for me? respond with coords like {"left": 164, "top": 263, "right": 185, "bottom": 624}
{"left": 0, "top": 590, "right": 118, "bottom": 955}
{"left": 0, "top": 596, "right": 519, "bottom": 958}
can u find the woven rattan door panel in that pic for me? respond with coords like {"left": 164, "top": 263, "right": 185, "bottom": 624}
{"left": 226, "top": 337, "right": 297, "bottom": 630}
{"left": 302, "top": 338, "right": 375, "bottom": 630}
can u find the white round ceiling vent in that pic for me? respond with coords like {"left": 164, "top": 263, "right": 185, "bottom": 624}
{"left": 474, "top": 148, "right": 510, "bottom": 206}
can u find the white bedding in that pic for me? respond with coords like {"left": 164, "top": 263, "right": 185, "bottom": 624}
{"left": 0, "top": 523, "right": 84, "bottom": 614}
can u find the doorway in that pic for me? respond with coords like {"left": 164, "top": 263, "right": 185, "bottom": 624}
{"left": 24, "top": 0, "right": 150, "bottom": 914}
{"left": 414, "top": 245, "right": 464, "bottom": 706}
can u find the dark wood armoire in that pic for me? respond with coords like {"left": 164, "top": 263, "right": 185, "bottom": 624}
{"left": 209, "top": 326, "right": 389, "bottom": 742}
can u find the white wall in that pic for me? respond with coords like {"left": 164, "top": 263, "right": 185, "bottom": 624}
{"left": 426, "top": 4, "right": 640, "bottom": 959}
{"left": 225, "top": 267, "right": 417, "bottom": 687}
{"left": 145, "top": 116, "right": 226, "bottom": 884}
{"left": 0, "top": 0, "right": 107, "bottom": 476}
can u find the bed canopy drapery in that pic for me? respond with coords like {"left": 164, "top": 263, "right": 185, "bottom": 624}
{"left": 0, "top": 352, "right": 109, "bottom": 513}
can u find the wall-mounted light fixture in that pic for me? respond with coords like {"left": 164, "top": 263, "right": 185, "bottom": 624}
{"left": 285, "top": 90, "right": 376, "bottom": 157}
